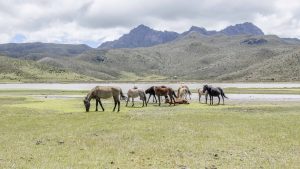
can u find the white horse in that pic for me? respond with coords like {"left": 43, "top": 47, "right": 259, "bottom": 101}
{"left": 177, "top": 85, "right": 191, "bottom": 100}
{"left": 126, "top": 87, "right": 147, "bottom": 107}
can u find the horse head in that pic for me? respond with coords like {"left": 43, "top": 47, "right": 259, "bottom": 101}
{"left": 145, "top": 86, "right": 154, "bottom": 94}
{"left": 203, "top": 85, "right": 209, "bottom": 93}
{"left": 83, "top": 97, "right": 90, "bottom": 112}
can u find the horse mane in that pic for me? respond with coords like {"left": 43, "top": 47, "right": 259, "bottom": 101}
{"left": 86, "top": 87, "right": 98, "bottom": 101}
{"left": 85, "top": 91, "right": 93, "bottom": 101}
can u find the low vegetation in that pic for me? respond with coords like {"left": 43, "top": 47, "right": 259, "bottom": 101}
{"left": 1, "top": 34, "right": 300, "bottom": 82}
{"left": 0, "top": 56, "right": 97, "bottom": 82}
{"left": 0, "top": 92, "right": 299, "bottom": 168}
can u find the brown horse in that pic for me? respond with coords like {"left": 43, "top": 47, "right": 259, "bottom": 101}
{"left": 145, "top": 85, "right": 167, "bottom": 104}
{"left": 154, "top": 86, "right": 177, "bottom": 106}
{"left": 83, "top": 86, "right": 126, "bottom": 112}
{"left": 165, "top": 97, "right": 190, "bottom": 104}
{"left": 126, "top": 87, "right": 147, "bottom": 107}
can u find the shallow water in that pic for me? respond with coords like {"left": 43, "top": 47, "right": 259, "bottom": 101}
{"left": 1, "top": 83, "right": 300, "bottom": 102}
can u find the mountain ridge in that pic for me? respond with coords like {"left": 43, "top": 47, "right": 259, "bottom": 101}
{"left": 98, "top": 22, "right": 265, "bottom": 49}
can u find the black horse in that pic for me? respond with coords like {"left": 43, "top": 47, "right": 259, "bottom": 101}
{"left": 202, "top": 85, "right": 228, "bottom": 105}
{"left": 145, "top": 86, "right": 168, "bottom": 104}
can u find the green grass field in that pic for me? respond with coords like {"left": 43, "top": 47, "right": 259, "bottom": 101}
{"left": 0, "top": 92, "right": 299, "bottom": 168}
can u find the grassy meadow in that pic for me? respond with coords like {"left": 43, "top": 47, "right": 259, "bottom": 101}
{"left": 0, "top": 89, "right": 299, "bottom": 168}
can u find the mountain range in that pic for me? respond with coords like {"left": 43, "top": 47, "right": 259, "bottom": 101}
{"left": 99, "top": 22, "right": 264, "bottom": 49}
{"left": 0, "top": 22, "right": 299, "bottom": 82}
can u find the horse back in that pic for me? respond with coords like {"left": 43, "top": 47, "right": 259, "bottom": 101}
{"left": 93, "top": 86, "right": 118, "bottom": 99}
{"left": 127, "top": 88, "right": 140, "bottom": 98}
{"left": 155, "top": 87, "right": 169, "bottom": 96}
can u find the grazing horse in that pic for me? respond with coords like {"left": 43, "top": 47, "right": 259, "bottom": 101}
{"left": 154, "top": 86, "right": 177, "bottom": 106}
{"left": 198, "top": 88, "right": 208, "bottom": 103}
{"left": 126, "top": 87, "right": 147, "bottom": 107}
{"left": 202, "top": 85, "right": 228, "bottom": 105}
{"left": 83, "top": 86, "right": 126, "bottom": 112}
{"left": 145, "top": 86, "right": 167, "bottom": 104}
{"left": 177, "top": 85, "right": 192, "bottom": 100}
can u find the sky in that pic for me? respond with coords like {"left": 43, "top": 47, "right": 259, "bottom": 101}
{"left": 1, "top": 0, "right": 300, "bottom": 47}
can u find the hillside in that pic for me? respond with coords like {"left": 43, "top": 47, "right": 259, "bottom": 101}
{"left": 0, "top": 42, "right": 91, "bottom": 60}
{"left": 0, "top": 56, "right": 97, "bottom": 82}
{"left": 83, "top": 33, "right": 300, "bottom": 81}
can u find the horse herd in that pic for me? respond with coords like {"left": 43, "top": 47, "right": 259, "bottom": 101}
{"left": 83, "top": 84, "right": 228, "bottom": 112}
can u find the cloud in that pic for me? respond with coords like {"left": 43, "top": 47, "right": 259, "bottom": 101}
{"left": 0, "top": 0, "right": 300, "bottom": 47}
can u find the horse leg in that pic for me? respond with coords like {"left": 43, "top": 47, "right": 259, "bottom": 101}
{"left": 144, "top": 94, "right": 148, "bottom": 107}
{"left": 154, "top": 95, "right": 157, "bottom": 103}
{"left": 126, "top": 96, "right": 129, "bottom": 107}
{"left": 99, "top": 99, "right": 104, "bottom": 111}
{"left": 117, "top": 100, "right": 120, "bottom": 112}
{"left": 113, "top": 98, "right": 117, "bottom": 112}
{"left": 95, "top": 99, "right": 98, "bottom": 111}
{"left": 222, "top": 96, "right": 225, "bottom": 105}
{"left": 132, "top": 97, "right": 134, "bottom": 107}
{"left": 199, "top": 93, "right": 201, "bottom": 103}
{"left": 172, "top": 96, "right": 175, "bottom": 106}
{"left": 218, "top": 95, "right": 220, "bottom": 105}
{"left": 158, "top": 96, "right": 161, "bottom": 106}
{"left": 147, "top": 95, "right": 151, "bottom": 104}
{"left": 206, "top": 94, "right": 208, "bottom": 104}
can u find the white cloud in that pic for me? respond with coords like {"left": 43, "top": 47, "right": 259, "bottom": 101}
{"left": 0, "top": 0, "right": 300, "bottom": 47}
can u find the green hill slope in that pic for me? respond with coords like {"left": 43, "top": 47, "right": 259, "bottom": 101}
{"left": 0, "top": 56, "right": 97, "bottom": 82}
{"left": 1, "top": 34, "right": 300, "bottom": 82}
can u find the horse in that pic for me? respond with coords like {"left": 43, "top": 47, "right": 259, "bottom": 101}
{"left": 145, "top": 86, "right": 167, "bottom": 104}
{"left": 126, "top": 87, "right": 147, "bottom": 107}
{"left": 198, "top": 88, "right": 208, "bottom": 103}
{"left": 177, "top": 87, "right": 189, "bottom": 100}
{"left": 83, "top": 86, "right": 126, "bottom": 112}
{"left": 165, "top": 97, "right": 190, "bottom": 104}
{"left": 202, "top": 85, "right": 228, "bottom": 105}
{"left": 177, "top": 85, "right": 192, "bottom": 100}
{"left": 154, "top": 86, "right": 177, "bottom": 106}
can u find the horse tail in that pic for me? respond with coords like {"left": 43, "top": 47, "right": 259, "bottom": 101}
{"left": 220, "top": 88, "right": 228, "bottom": 99}
{"left": 120, "top": 89, "right": 127, "bottom": 100}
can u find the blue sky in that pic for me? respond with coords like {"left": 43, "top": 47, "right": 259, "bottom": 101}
{"left": 1, "top": 0, "right": 300, "bottom": 47}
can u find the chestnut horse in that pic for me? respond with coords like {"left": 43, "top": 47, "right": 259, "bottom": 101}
{"left": 145, "top": 85, "right": 167, "bottom": 104}
{"left": 154, "top": 86, "right": 177, "bottom": 106}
